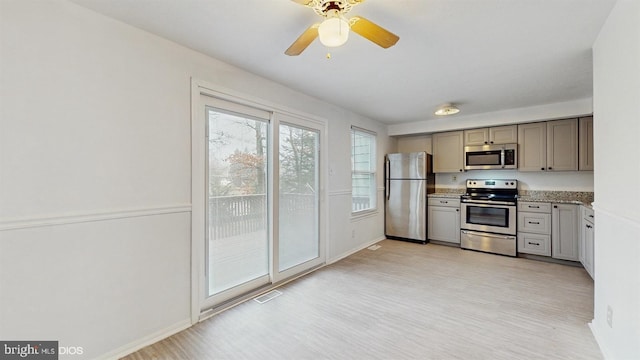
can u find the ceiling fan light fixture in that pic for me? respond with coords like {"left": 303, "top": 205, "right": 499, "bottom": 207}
{"left": 318, "top": 16, "right": 350, "bottom": 47}
{"left": 434, "top": 104, "right": 460, "bottom": 116}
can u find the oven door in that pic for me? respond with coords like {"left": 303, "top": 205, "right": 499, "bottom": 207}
{"left": 460, "top": 200, "right": 517, "bottom": 235}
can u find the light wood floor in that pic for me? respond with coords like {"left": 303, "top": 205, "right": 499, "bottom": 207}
{"left": 123, "top": 240, "right": 602, "bottom": 360}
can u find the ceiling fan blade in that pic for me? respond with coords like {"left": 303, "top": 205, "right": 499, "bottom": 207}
{"left": 350, "top": 16, "right": 399, "bottom": 48}
{"left": 285, "top": 24, "right": 320, "bottom": 56}
{"left": 291, "top": 0, "right": 313, "bottom": 6}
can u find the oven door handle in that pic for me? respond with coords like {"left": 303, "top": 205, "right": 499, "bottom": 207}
{"left": 461, "top": 200, "right": 516, "bottom": 206}
{"left": 461, "top": 230, "right": 516, "bottom": 240}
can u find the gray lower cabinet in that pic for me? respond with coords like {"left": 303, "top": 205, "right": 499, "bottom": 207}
{"left": 551, "top": 204, "right": 580, "bottom": 261}
{"left": 428, "top": 197, "right": 460, "bottom": 244}
{"left": 517, "top": 202, "right": 551, "bottom": 256}
{"left": 580, "top": 206, "right": 595, "bottom": 279}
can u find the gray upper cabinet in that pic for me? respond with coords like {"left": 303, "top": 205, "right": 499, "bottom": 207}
{"left": 464, "top": 125, "right": 517, "bottom": 146}
{"left": 464, "top": 128, "right": 489, "bottom": 146}
{"left": 489, "top": 125, "right": 518, "bottom": 144}
{"left": 518, "top": 119, "right": 579, "bottom": 172}
{"left": 433, "top": 131, "right": 464, "bottom": 173}
{"left": 434, "top": 117, "right": 588, "bottom": 173}
{"left": 518, "top": 122, "right": 547, "bottom": 171}
{"left": 547, "top": 118, "right": 578, "bottom": 171}
{"left": 579, "top": 116, "right": 594, "bottom": 171}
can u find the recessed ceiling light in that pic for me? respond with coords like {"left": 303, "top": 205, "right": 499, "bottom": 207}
{"left": 435, "top": 104, "right": 460, "bottom": 116}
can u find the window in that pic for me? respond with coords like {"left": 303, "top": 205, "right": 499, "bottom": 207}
{"left": 351, "top": 126, "right": 377, "bottom": 213}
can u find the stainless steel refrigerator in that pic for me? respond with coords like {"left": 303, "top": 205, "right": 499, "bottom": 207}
{"left": 385, "top": 152, "right": 435, "bottom": 244}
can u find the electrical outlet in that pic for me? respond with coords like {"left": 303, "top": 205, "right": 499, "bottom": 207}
{"left": 606, "top": 305, "right": 613, "bottom": 328}
{"left": 452, "top": 175, "right": 457, "bottom": 182}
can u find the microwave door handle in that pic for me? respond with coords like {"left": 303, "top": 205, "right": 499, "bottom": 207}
{"left": 500, "top": 148, "right": 505, "bottom": 168}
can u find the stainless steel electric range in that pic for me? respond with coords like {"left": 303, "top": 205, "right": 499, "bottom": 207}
{"left": 460, "top": 179, "right": 518, "bottom": 256}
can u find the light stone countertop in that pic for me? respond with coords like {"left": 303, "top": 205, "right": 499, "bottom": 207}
{"left": 428, "top": 192, "right": 464, "bottom": 199}
{"left": 428, "top": 188, "right": 464, "bottom": 198}
{"left": 517, "top": 190, "right": 594, "bottom": 207}
{"left": 428, "top": 189, "right": 594, "bottom": 207}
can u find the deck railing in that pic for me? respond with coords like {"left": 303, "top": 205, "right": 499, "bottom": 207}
{"left": 352, "top": 196, "right": 371, "bottom": 212}
{"left": 209, "top": 193, "right": 315, "bottom": 239}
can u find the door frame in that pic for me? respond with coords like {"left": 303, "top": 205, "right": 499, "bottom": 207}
{"left": 190, "top": 78, "right": 328, "bottom": 324}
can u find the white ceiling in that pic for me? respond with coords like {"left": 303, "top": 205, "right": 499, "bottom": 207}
{"left": 69, "top": 0, "right": 616, "bottom": 124}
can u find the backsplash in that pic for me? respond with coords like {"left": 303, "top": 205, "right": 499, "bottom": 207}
{"left": 435, "top": 170, "right": 593, "bottom": 192}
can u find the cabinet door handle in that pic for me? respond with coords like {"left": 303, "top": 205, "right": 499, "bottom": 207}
{"left": 528, "top": 221, "right": 540, "bottom": 225}
{"left": 541, "top": 167, "right": 545, "bottom": 171}
{"left": 440, "top": 200, "right": 448, "bottom": 204}
{"left": 529, "top": 205, "right": 540, "bottom": 209}
{"left": 589, "top": 215, "right": 594, "bottom": 218}
{"left": 548, "top": 167, "right": 553, "bottom": 170}
{"left": 528, "top": 241, "right": 541, "bottom": 246}
{"left": 456, "top": 209, "right": 459, "bottom": 212}
{"left": 586, "top": 225, "right": 593, "bottom": 229}
{"left": 553, "top": 205, "right": 558, "bottom": 208}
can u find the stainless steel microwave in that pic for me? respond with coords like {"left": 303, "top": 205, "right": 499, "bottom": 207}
{"left": 464, "top": 143, "right": 517, "bottom": 170}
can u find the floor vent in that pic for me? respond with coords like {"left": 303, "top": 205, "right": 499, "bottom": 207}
{"left": 254, "top": 290, "right": 282, "bottom": 304}
{"left": 368, "top": 244, "right": 381, "bottom": 251}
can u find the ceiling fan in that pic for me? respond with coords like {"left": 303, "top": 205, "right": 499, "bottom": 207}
{"left": 285, "top": 0, "right": 399, "bottom": 56}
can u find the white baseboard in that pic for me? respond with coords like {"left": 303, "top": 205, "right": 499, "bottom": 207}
{"left": 589, "top": 321, "right": 611, "bottom": 360}
{"left": 95, "top": 318, "right": 192, "bottom": 360}
{"left": 327, "top": 236, "right": 386, "bottom": 265}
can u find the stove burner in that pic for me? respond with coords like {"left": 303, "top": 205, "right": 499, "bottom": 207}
{"left": 462, "top": 179, "right": 518, "bottom": 204}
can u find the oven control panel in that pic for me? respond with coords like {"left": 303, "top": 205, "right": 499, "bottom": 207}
{"left": 466, "top": 179, "right": 517, "bottom": 190}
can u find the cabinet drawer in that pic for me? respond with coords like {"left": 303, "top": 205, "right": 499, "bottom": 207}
{"left": 517, "top": 232, "right": 551, "bottom": 256}
{"left": 518, "top": 212, "right": 551, "bottom": 234}
{"left": 518, "top": 201, "right": 551, "bottom": 213}
{"left": 428, "top": 198, "right": 460, "bottom": 207}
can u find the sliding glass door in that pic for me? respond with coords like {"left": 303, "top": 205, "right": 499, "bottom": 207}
{"left": 206, "top": 108, "right": 270, "bottom": 303}
{"left": 195, "top": 90, "right": 325, "bottom": 312}
{"left": 277, "top": 123, "right": 320, "bottom": 273}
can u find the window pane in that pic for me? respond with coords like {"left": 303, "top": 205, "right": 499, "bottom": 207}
{"left": 351, "top": 128, "right": 376, "bottom": 212}
{"left": 207, "top": 109, "right": 269, "bottom": 297}
{"left": 352, "top": 132, "right": 375, "bottom": 172}
{"left": 279, "top": 124, "right": 320, "bottom": 271}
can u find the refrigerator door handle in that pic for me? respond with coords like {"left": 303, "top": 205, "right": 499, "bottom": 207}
{"left": 385, "top": 158, "right": 391, "bottom": 200}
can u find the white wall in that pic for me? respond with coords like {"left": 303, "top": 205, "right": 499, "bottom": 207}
{"left": 591, "top": 0, "right": 640, "bottom": 358}
{"left": 0, "top": 0, "right": 392, "bottom": 358}
{"left": 327, "top": 120, "right": 395, "bottom": 261}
